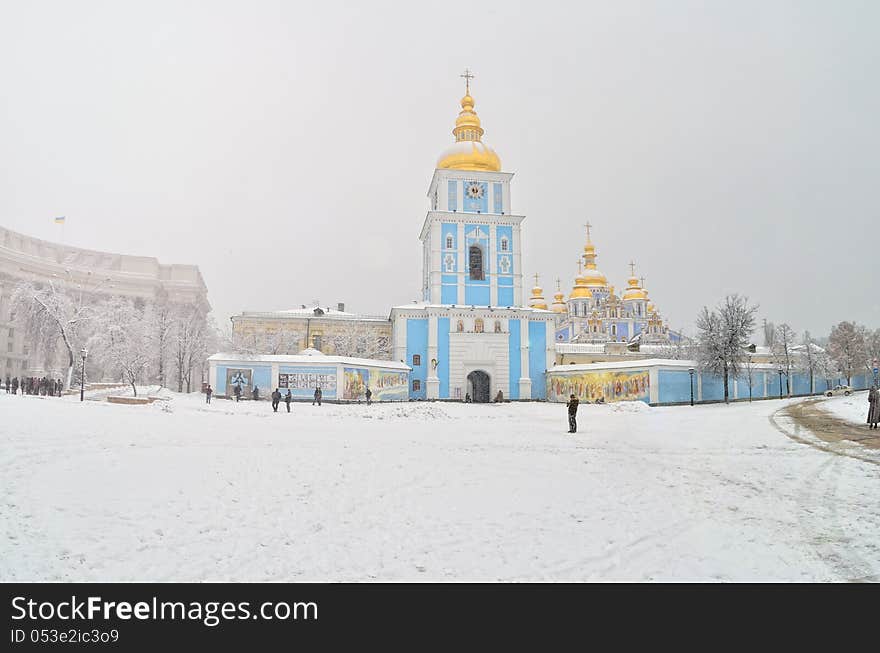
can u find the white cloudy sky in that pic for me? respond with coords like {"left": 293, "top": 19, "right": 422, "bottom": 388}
{"left": 1, "top": 0, "right": 876, "bottom": 336}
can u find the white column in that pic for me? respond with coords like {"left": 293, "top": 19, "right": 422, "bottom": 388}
{"left": 512, "top": 224, "right": 523, "bottom": 306}
{"left": 519, "top": 315, "right": 531, "bottom": 399}
{"left": 489, "top": 223, "right": 497, "bottom": 306}
{"left": 430, "top": 219, "right": 442, "bottom": 305}
{"left": 426, "top": 314, "right": 439, "bottom": 399}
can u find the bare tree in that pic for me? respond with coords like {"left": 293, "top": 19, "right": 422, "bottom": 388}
{"left": 772, "top": 323, "right": 797, "bottom": 396}
{"left": 89, "top": 297, "right": 152, "bottom": 396}
{"left": 857, "top": 325, "right": 880, "bottom": 382}
{"left": 828, "top": 321, "right": 864, "bottom": 385}
{"left": 10, "top": 278, "right": 106, "bottom": 389}
{"left": 762, "top": 319, "right": 776, "bottom": 348}
{"left": 799, "top": 331, "right": 818, "bottom": 394}
{"left": 151, "top": 304, "right": 174, "bottom": 388}
{"left": 696, "top": 294, "right": 758, "bottom": 403}
{"left": 328, "top": 323, "right": 391, "bottom": 360}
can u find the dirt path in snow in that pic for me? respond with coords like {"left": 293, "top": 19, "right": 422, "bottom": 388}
{"left": 770, "top": 398, "right": 880, "bottom": 467}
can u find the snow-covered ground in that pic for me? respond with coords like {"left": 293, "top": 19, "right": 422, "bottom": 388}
{"left": 2, "top": 392, "right": 878, "bottom": 582}
{"left": 821, "top": 390, "right": 872, "bottom": 426}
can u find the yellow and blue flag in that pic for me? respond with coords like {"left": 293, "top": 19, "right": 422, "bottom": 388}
{"left": 54, "top": 216, "right": 66, "bottom": 224}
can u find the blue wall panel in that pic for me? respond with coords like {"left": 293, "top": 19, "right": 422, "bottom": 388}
{"left": 406, "top": 318, "right": 428, "bottom": 399}
{"left": 497, "top": 286, "right": 514, "bottom": 307}
{"left": 700, "top": 374, "right": 724, "bottom": 401}
{"left": 466, "top": 285, "right": 490, "bottom": 305}
{"left": 528, "top": 321, "right": 547, "bottom": 399}
{"left": 447, "top": 180, "right": 457, "bottom": 211}
{"left": 792, "top": 373, "right": 811, "bottom": 396}
{"left": 508, "top": 319, "right": 521, "bottom": 400}
{"left": 441, "top": 285, "right": 458, "bottom": 305}
{"left": 437, "top": 317, "right": 450, "bottom": 399}
{"left": 658, "top": 369, "right": 694, "bottom": 404}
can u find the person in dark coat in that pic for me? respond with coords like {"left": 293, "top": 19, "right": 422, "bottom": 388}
{"left": 233, "top": 384, "right": 242, "bottom": 402}
{"left": 494, "top": 390, "right": 504, "bottom": 403}
{"left": 868, "top": 385, "right": 880, "bottom": 429}
{"left": 12, "top": 377, "right": 19, "bottom": 395}
{"left": 271, "top": 388, "right": 281, "bottom": 412}
{"left": 365, "top": 387, "right": 372, "bottom": 405}
{"left": 313, "top": 387, "right": 322, "bottom": 406}
{"left": 252, "top": 386, "right": 260, "bottom": 401}
{"left": 284, "top": 389, "right": 292, "bottom": 412}
{"left": 566, "top": 394, "right": 579, "bottom": 433}
{"left": 205, "top": 385, "right": 213, "bottom": 404}
{"left": 57, "top": 378, "right": 63, "bottom": 396}
{"left": 5, "top": 376, "right": 10, "bottom": 393}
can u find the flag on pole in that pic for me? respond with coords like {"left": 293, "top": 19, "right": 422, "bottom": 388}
{"left": 54, "top": 216, "right": 66, "bottom": 224}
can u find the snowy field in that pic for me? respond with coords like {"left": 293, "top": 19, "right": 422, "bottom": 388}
{"left": 822, "top": 390, "right": 872, "bottom": 426}
{"left": 2, "top": 391, "right": 879, "bottom": 582}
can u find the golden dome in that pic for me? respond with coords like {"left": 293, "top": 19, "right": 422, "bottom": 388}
{"left": 528, "top": 274, "right": 548, "bottom": 310}
{"left": 622, "top": 275, "right": 648, "bottom": 301}
{"left": 570, "top": 274, "right": 593, "bottom": 299}
{"left": 437, "top": 85, "right": 501, "bottom": 172}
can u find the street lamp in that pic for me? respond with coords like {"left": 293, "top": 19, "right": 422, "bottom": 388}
{"left": 79, "top": 348, "right": 88, "bottom": 402}
{"left": 777, "top": 367, "right": 783, "bottom": 399}
{"left": 688, "top": 367, "right": 695, "bottom": 406}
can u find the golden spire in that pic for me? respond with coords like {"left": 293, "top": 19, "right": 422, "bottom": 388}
{"left": 551, "top": 277, "right": 567, "bottom": 312}
{"left": 622, "top": 262, "right": 648, "bottom": 301}
{"left": 529, "top": 272, "right": 548, "bottom": 310}
{"left": 579, "top": 223, "right": 607, "bottom": 289}
{"left": 436, "top": 70, "right": 501, "bottom": 172}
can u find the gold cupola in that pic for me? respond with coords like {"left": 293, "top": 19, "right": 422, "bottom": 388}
{"left": 622, "top": 263, "right": 649, "bottom": 301}
{"left": 570, "top": 260, "right": 593, "bottom": 299}
{"left": 551, "top": 278, "right": 568, "bottom": 313}
{"left": 437, "top": 71, "right": 502, "bottom": 172}
{"left": 528, "top": 274, "right": 548, "bottom": 310}
{"left": 580, "top": 223, "right": 608, "bottom": 289}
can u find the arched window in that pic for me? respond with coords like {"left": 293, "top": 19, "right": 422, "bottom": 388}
{"left": 611, "top": 324, "right": 617, "bottom": 336}
{"left": 413, "top": 380, "right": 421, "bottom": 391}
{"left": 500, "top": 237, "right": 509, "bottom": 252}
{"left": 412, "top": 354, "right": 421, "bottom": 366}
{"left": 475, "top": 318, "right": 484, "bottom": 333}
{"left": 469, "top": 245, "right": 484, "bottom": 280}
{"left": 446, "top": 235, "right": 453, "bottom": 249}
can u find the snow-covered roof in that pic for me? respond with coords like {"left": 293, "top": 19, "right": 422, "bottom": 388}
{"left": 235, "top": 306, "right": 389, "bottom": 322}
{"left": 550, "top": 358, "right": 783, "bottom": 373}
{"left": 208, "top": 352, "right": 410, "bottom": 370}
{"left": 555, "top": 343, "right": 607, "bottom": 354}
{"left": 390, "top": 302, "right": 550, "bottom": 313}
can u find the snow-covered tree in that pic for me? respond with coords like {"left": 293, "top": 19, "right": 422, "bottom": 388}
{"left": 232, "top": 328, "right": 304, "bottom": 356}
{"left": 828, "top": 321, "right": 864, "bottom": 385}
{"left": 653, "top": 334, "right": 696, "bottom": 360}
{"left": 695, "top": 294, "right": 758, "bottom": 403}
{"left": 798, "top": 331, "right": 818, "bottom": 393}
{"left": 328, "top": 323, "right": 391, "bottom": 360}
{"left": 762, "top": 319, "right": 776, "bottom": 348}
{"left": 88, "top": 297, "right": 153, "bottom": 396}
{"left": 857, "top": 325, "right": 880, "bottom": 381}
{"left": 10, "top": 278, "right": 105, "bottom": 389}
{"left": 170, "top": 308, "right": 211, "bottom": 393}
{"left": 771, "top": 323, "right": 797, "bottom": 396}
{"left": 151, "top": 304, "right": 174, "bottom": 388}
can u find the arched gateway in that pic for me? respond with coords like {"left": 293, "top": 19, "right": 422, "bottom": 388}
{"left": 467, "top": 370, "right": 491, "bottom": 403}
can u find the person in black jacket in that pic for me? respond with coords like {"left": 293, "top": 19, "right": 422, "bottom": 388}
{"left": 284, "top": 389, "right": 292, "bottom": 412}
{"left": 313, "top": 387, "right": 322, "bottom": 406}
{"left": 365, "top": 387, "right": 372, "bottom": 405}
{"left": 233, "top": 384, "right": 241, "bottom": 402}
{"left": 205, "top": 385, "right": 213, "bottom": 404}
{"left": 566, "top": 394, "right": 579, "bottom": 433}
{"left": 271, "top": 388, "right": 281, "bottom": 412}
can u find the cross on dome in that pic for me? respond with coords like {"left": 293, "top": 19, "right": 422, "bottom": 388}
{"left": 460, "top": 68, "right": 474, "bottom": 94}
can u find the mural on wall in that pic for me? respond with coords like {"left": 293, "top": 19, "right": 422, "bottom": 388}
{"left": 548, "top": 370, "right": 650, "bottom": 403}
{"left": 225, "top": 368, "right": 253, "bottom": 394}
{"left": 343, "top": 367, "right": 369, "bottom": 401}
{"left": 342, "top": 368, "right": 409, "bottom": 401}
{"left": 371, "top": 370, "right": 409, "bottom": 400}
{"left": 278, "top": 366, "right": 337, "bottom": 399}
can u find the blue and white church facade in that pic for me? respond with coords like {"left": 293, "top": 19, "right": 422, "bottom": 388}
{"left": 391, "top": 82, "right": 554, "bottom": 402}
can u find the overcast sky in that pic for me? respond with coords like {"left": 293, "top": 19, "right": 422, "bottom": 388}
{"left": 1, "top": 1, "right": 876, "bottom": 337}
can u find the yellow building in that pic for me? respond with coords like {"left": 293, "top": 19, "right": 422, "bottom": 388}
{"left": 230, "top": 304, "right": 393, "bottom": 360}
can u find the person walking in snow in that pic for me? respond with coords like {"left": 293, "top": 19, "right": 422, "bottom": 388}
{"left": 205, "top": 384, "right": 213, "bottom": 404}
{"left": 284, "top": 389, "right": 292, "bottom": 412}
{"left": 233, "top": 384, "right": 241, "bottom": 402}
{"left": 566, "top": 394, "right": 579, "bottom": 433}
{"left": 271, "top": 388, "right": 281, "bottom": 412}
{"left": 313, "top": 386, "right": 322, "bottom": 406}
{"left": 12, "top": 377, "right": 19, "bottom": 395}
{"left": 365, "top": 387, "right": 372, "bottom": 405}
{"left": 252, "top": 386, "right": 260, "bottom": 402}
{"left": 868, "top": 385, "right": 880, "bottom": 430}
{"left": 4, "top": 376, "right": 9, "bottom": 393}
